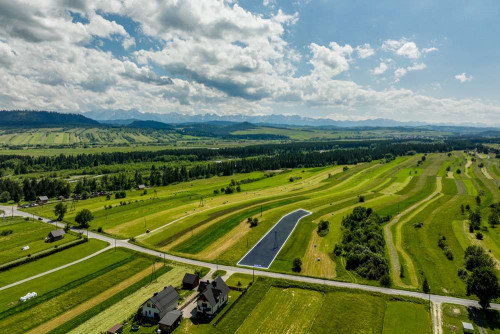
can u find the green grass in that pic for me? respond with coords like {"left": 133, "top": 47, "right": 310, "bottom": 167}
{"left": 382, "top": 301, "right": 431, "bottom": 334}
{"left": 0, "top": 239, "right": 108, "bottom": 287}
{"left": 462, "top": 179, "right": 478, "bottom": 196}
{"left": 0, "top": 217, "right": 77, "bottom": 264}
{"left": 0, "top": 249, "right": 133, "bottom": 313}
{"left": 236, "top": 287, "right": 324, "bottom": 334}
{"left": 211, "top": 270, "right": 226, "bottom": 279}
{"left": 0, "top": 255, "right": 151, "bottom": 333}
{"left": 226, "top": 273, "right": 254, "bottom": 289}
{"left": 173, "top": 198, "right": 300, "bottom": 254}
{"left": 442, "top": 303, "right": 500, "bottom": 334}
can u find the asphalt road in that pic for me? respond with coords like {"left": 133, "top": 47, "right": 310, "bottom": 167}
{"left": 1, "top": 205, "right": 499, "bottom": 311}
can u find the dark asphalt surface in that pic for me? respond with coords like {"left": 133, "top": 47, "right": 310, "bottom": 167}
{"left": 238, "top": 209, "right": 311, "bottom": 268}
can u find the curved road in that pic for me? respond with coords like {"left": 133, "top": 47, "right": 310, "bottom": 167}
{"left": 1, "top": 205, "right": 499, "bottom": 311}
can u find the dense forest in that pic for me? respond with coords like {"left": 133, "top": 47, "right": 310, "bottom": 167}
{"left": 0, "top": 110, "right": 99, "bottom": 127}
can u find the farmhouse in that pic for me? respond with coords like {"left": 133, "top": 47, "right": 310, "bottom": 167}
{"left": 37, "top": 196, "right": 49, "bottom": 204}
{"left": 158, "top": 309, "right": 183, "bottom": 333}
{"left": 196, "top": 277, "right": 230, "bottom": 317}
{"left": 140, "top": 285, "right": 180, "bottom": 322}
{"left": 46, "top": 229, "right": 65, "bottom": 242}
{"left": 182, "top": 273, "right": 199, "bottom": 290}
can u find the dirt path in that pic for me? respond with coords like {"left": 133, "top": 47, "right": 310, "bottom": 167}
{"left": 26, "top": 263, "right": 161, "bottom": 334}
{"left": 447, "top": 171, "right": 454, "bottom": 179}
{"left": 432, "top": 302, "right": 442, "bottom": 334}
{"left": 481, "top": 167, "right": 493, "bottom": 180}
{"left": 384, "top": 177, "right": 442, "bottom": 288}
{"left": 465, "top": 160, "right": 472, "bottom": 178}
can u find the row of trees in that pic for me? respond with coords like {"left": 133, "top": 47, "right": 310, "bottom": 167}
{"left": 0, "top": 177, "right": 70, "bottom": 203}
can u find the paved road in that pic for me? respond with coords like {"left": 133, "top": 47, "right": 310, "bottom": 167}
{"left": 2, "top": 205, "right": 499, "bottom": 311}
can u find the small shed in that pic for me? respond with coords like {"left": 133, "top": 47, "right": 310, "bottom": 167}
{"left": 182, "top": 273, "right": 200, "bottom": 290}
{"left": 138, "top": 184, "right": 146, "bottom": 190}
{"left": 462, "top": 322, "right": 474, "bottom": 333}
{"left": 159, "top": 310, "right": 182, "bottom": 333}
{"left": 47, "top": 229, "right": 65, "bottom": 243}
{"left": 38, "top": 196, "right": 49, "bottom": 204}
{"left": 107, "top": 323, "right": 123, "bottom": 334}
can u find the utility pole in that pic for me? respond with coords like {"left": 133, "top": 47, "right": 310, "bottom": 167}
{"left": 260, "top": 205, "right": 262, "bottom": 217}
{"left": 252, "top": 266, "right": 255, "bottom": 282}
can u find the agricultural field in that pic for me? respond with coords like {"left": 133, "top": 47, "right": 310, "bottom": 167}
{"left": 0, "top": 217, "right": 78, "bottom": 264}
{"left": 176, "top": 276, "right": 432, "bottom": 334}
{"left": 22, "top": 150, "right": 500, "bottom": 299}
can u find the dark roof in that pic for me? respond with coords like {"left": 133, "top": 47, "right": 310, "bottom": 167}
{"left": 48, "top": 229, "right": 65, "bottom": 238}
{"left": 183, "top": 273, "right": 198, "bottom": 285}
{"left": 198, "top": 277, "right": 230, "bottom": 307}
{"left": 149, "top": 285, "right": 180, "bottom": 312}
{"left": 159, "top": 310, "right": 182, "bottom": 326}
{"left": 107, "top": 323, "right": 123, "bottom": 333}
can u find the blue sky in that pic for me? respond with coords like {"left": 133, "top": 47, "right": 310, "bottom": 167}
{"left": 0, "top": 0, "right": 499, "bottom": 124}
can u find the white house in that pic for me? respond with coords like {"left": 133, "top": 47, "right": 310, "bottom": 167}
{"left": 140, "top": 285, "right": 180, "bottom": 322}
{"left": 196, "top": 277, "right": 230, "bottom": 317}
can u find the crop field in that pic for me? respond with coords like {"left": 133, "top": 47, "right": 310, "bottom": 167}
{"left": 183, "top": 276, "right": 432, "bottom": 334}
{"left": 0, "top": 248, "right": 166, "bottom": 334}
{"left": 22, "top": 150, "right": 500, "bottom": 298}
{"left": 0, "top": 217, "right": 77, "bottom": 264}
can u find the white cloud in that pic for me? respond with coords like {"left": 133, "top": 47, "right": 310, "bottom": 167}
{"left": 455, "top": 72, "right": 472, "bottom": 83}
{"left": 355, "top": 43, "right": 374, "bottom": 59}
{"left": 0, "top": 0, "right": 498, "bottom": 125}
{"left": 382, "top": 39, "right": 420, "bottom": 59}
{"left": 422, "top": 47, "right": 438, "bottom": 54}
{"left": 371, "top": 62, "right": 388, "bottom": 75}
{"left": 393, "top": 63, "right": 426, "bottom": 82}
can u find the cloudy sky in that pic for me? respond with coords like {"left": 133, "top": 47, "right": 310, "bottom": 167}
{"left": 1, "top": 0, "right": 499, "bottom": 124}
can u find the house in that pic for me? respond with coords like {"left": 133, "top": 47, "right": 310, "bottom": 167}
{"left": 462, "top": 322, "right": 474, "bottom": 333}
{"left": 138, "top": 184, "right": 146, "bottom": 190}
{"left": 140, "top": 285, "right": 180, "bottom": 322}
{"left": 106, "top": 323, "right": 123, "bottom": 334}
{"left": 37, "top": 196, "right": 49, "bottom": 204}
{"left": 47, "top": 229, "right": 65, "bottom": 243}
{"left": 158, "top": 310, "right": 182, "bottom": 333}
{"left": 182, "top": 273, "right": 199, "bottom": 290}
{"left": 196, "top": 277, "right": 230, "bottom": 317}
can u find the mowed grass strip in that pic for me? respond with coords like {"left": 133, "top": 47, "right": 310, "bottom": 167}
{"left": 382, "top": 301, "right": 431, "bottom": 334}
{"left": 173, "top": 198, "right": 301, "bottom": 254}
{"left": 235, "top": 287, "right": 323, "bottom": 334}
{"left": 0, "top": 256, "right": 151, "bottom": 333}
{"left": 310, "top": 291, "right": 386, "bottom": 334}
{"left": 0, "top": 249, "right": 133, "bottom": 314}
{"left": 0, "top": 239, "right": 108, "bottom": 286}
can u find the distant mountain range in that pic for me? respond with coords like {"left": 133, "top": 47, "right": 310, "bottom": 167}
{"left": 84, "top": 109, "right": 498, "bottom": 129}
{"left": 0, "top": 110, "right": 99, "bottom": 127}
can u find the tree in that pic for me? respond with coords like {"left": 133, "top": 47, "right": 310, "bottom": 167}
{"left": 464, "top": 246, "right": 495, "bottom": 271}
{"left": 400, "top": 264, "right": 405, "bottom": 278}
{"left": 75, "top": 209, "right": 94, "bottom": 228}
{"left": 461, "top": 204, "right": 465, "bottom": 215}
{"left": 0, "top": 191, "right": 10, "bottom": 203}
{"left": 250, "top": 218, "right": 258, "bottom": 227}
{"left": 422, "top": 277, "right": 430, "bottom": 294}
{"left": 476, "top": 195, "right": 482, "bottom": 206}
{"left": 466, "top": 267, "right": 500, "bottom": 309}
{"left": 53, "top": 202, "right": 67, "bottom": 221}
{"left": 488, "top": 213, "right": 499, "bottom": 227}
{"left": 380, "top": 274, "right": 391, "bottom": 287}
{"left": 292, "top": 258, "right": 302, "bottom": 272}
{"left": 469, "top": 209, "right": 481, "bottom": 230}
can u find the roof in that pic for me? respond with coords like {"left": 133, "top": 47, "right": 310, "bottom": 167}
{"left": 107, "top": 323, "right": 123, "bottom": 333}
{"left": 48, "top": 229, "right": 65, "bottom": 238}
{"left": 159, "top": 310, "right": 182, "bottom": 326}
{"left": 138, "top": 184, "right": 146, "bottom": 189}
{"left": 38, "top": 196, "right": 48, "bottom": 201}
{"left": 183, "top": 273, "right": 198, "bottom": 285}
{"left": 149, "top": 285, "right": 180, "bottom": 312}
{"left": 462, "top": 322, "right": 474, "bottom": 330}
{"left": 197, "top": 277, "right": 230, "bottom": 307}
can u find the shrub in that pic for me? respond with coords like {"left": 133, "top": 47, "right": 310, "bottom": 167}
{"left": 476, "top": 232, "right": 483, "bottom": 240}
{"left": 380, "top": 274, "right": 391, "bottom": 287}
{"left": 97, "top": 227, "right": 103, "bottom": 233}
{"left": 292, "top": 258, "right": 302, "bottom": 272}
{"left": 458, "top": 268, "right": 468, "bottom": 280}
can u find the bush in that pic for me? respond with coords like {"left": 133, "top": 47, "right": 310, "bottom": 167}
{"left": 0, "top": 229, "right": 13, "bottom": 236}
{"left": 97, "top": 227, "right": 103, "bottom": 233}
{"left": 333, "top": 244, "right": 342, "bottom": 256}
{"left": 0, "top": 191, "right": 11, "bottom": 203}
{"left": 292, "top": 258, "right": 302, "bottom": 272}
{"left": 476, "top": 232, "right": 483, "bottom": 240}
{"left": 380, "top": 274, "right": 391, "bottom": 287}
{"left": 458, "top": 268, "right": 468, "bottom": 280}
{"left": 358, "top": 195, "right": 365, "bottom": 203}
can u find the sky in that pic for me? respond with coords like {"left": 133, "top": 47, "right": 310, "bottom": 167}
{"left": 0, "top": 0, "right": 499, "bottom": 124}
